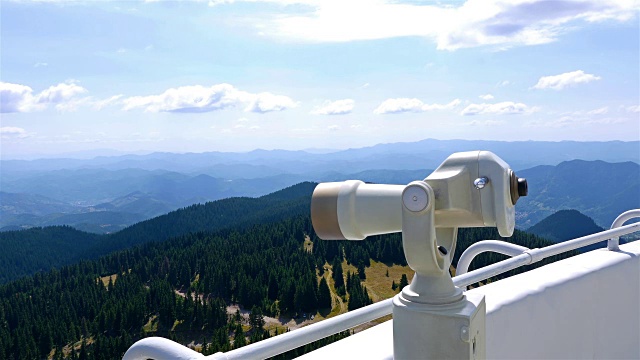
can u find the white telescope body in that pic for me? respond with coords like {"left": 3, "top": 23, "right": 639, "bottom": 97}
{"left": 311, "top": 150, "right": 527, "bottom": 360}
{"left": 311, "top": 150, "right": 525, "bottom": 240}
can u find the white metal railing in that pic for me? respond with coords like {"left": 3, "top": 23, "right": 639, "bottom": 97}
{"left": 608, "top": 209, "right": 640, "bottom": 250}
{"left": 453, "top": 221, "right": 639, "bottom": 287}
{"left": 456, "top": 209, "right": 640, "bottom": 277}
{"left": 123, "top": 211, "right": 640, "bottom": 360}
{"left": 456, "top": 241, "right": 529, "bottom": 276}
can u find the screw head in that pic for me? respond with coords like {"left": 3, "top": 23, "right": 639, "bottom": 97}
{"left": 473, "top": 177, "right": 489, "bottom": 189}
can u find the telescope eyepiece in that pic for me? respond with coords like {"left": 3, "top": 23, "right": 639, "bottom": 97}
{"left": 509, "top": 170, "right": 528, "bottom": 205}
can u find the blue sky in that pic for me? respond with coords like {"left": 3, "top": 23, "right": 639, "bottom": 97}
{"left": 1, "top": 0, "right": 639, "bottom": 158}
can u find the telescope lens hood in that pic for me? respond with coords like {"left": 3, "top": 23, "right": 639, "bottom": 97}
{"left": 311, "top": 183, "right": 346, "bottom": 240}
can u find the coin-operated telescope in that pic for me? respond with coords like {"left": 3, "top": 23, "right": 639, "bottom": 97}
{"left": 311, "top": 151, "right": 527, "bottom": 360}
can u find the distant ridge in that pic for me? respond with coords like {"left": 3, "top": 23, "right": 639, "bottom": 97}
{"left": 528, "top": 209, "right": 604, "bottom": 243}
{"left": 527, "top": 209, "right": 611, "bottom": 252}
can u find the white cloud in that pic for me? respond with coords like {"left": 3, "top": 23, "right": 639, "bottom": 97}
{"left": 122, "top": 84, "right": 245, "bottom": 112}
{"left": 0, "top": 126, "right": 26, "bottom": 135}
{"left": 0, "top": 126, "right": 34, "bottom": 140}
{"left": 0, "top": 81, "right": 88, "bottom": 113}
{"left": 245, "top": 92, "right": 298, "bottom": 113}
{"left": 122, "top": 83, "right": 297, "bottom": 113}
{"left": 533, "top": 70, "right": 601, "bottom": 90}
{"left": 35, "top": 82, "right": 87, "bottom": 104}
{"left": 586, "top": 106, "right": 608, "bottom": 115}
{"left": 497, "top": 80, "right": 511, "bottom": 87}
{"left": 215, "top": 0, "right": 638, "bottom": 51}
{"left": 93, "top": 95, "right": 124, "bottom": 110}
{"left": 461, "top": 101, "right": 538, "bottom": 116}
{"left": 374, "top": 98, "right": 460, "bottom": 114}
{"left": 423, "top": 99, "right": 462, "bottom": 111}
{"left": 1, "top": 82, "right": 35, "bottom": 113}
{"left": 479, "top": 94, "right": 494, "bottom": 100}
{"left": 310, "top": 99, "right": 354, "bottom": 115}
{"left": 34, "top": 62, "right": 48, "bottom": 68}
{"left": 545, "top": 114, "right": 627, "bottom": 127}
{"left": 328, "top": 125, "right": 340, "bottom": 131}
{"left": 534, "top": 106, "right": 625, "bottom": 127}
{"left": 467, "top": 119, "right": 505, "bottom": 126}
{"left": 626, "top": 105, "right": 640, "bottom": 113}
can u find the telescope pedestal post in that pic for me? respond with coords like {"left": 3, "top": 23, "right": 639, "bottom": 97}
{"left": 393, "top": 181, "right": 486, "bottom": 360}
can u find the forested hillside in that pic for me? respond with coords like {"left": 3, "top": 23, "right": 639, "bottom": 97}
{"left": 0, "top": 226, "right": 101, "bottom": 284}
{"left": 0, "top": 215, "right": 378, "bottom": 359}
{"left": 0, "top": 183, "right": 316, "bottom": 284}
{"left": 0, "top": 182, "right": 574, "bottom": 359}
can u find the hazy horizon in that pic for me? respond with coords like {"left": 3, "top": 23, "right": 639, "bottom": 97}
{"left": 2, "top": 138, "right": 639, "bottom": 161}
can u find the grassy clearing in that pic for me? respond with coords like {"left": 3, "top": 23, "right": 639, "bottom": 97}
{"left": 143, "top": 315, "right": 158, "bottom": 333}
{"left": 361, "top": 260, "right": 412, "bottom": 302}
{"left": 314, "top": 258, "right": 413, "bottom": 333}
{"left": 97, "top": 274, "right": 117, "bottom": 287}
{"left": 303, "top": 235, "right": 313, "bottom": 252}
{"left": 265, "top": 323, "right": 289, "bottom": 336}
{"left": 54, "top": 337, "right": 94, "bottom": 359}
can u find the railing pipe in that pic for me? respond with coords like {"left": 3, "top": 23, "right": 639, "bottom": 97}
{"left": 607, "top": 209, "right": 640, "bottom": 251}
{"left": 456, "top": 241, "right": 530, "bottom": 276}
{"left": 207, "top": 298, "right": 392, "bottom": 360}
{"left": 453, "top": 253, "right": 533, "bottom": 289}
{"left": 123, "top": 219, "right": 640, "bottom": 360}
{"left": 454, "top": 221, "right": 640, "bottom": 288}
{"left": 123, "top": 337, "right": 204, "bottom": 360}
{"left": 527, "top": 221, "right": 640, "bottom": 260}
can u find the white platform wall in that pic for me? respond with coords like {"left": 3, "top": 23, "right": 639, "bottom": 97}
{"left": 470, "top": 240, "right": 640, "bottom": 359}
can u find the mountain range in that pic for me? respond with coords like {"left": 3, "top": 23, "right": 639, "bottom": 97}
{"left": 4, "top": 139, "right": 638, "bottom": 174}
{"left": 1, "top": 139, "right": 638, "bottom": 233}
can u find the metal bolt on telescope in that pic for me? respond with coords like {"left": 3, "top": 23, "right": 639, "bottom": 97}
{"left": 311, "top": 151, "right": 528, "bottom": 360}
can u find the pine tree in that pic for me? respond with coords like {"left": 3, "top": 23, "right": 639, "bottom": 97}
{"left": 233, "top": 324, "right": 247, "bottom": 349}
{"left": 79, "top": 338, "right": 88, "bottom": 360}
{"left": 317, "top": 277, "right": 332, "bottom": 309}
{"left": 332, "top": 258, "right": 345, "bottom": 296}
{"left": 357, "top": 262, "right": 366, "bottom": 280}
{"left": 399, "top": 274, "right": 409, "bottom": 289}
{"left": 249, "top": 306, "right": 265, "bottom": 333}
{"left": 332, "top": 258, "right": 343, "bottom": 287}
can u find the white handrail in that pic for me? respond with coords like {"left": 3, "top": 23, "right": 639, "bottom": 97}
{"left": 454, "top": 221, "right": 640, "bottom": 287}
{"left": 607, "top": 209, "right": 640, "bottom": 250}
{"left": 208, "top": 299, "right": 391, "bottom": 360}
{"left": 123, "top": 337, "right": 204, "bottom": 360}
{"left": 123, "top": 215, "right": 640, "bottom": 360}
{"left": 456, "top": 240, "right": 530, "bottom": 276}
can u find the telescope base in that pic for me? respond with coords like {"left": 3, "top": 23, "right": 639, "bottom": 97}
{"left": 392, "top": 291, "right": 486, "bottom": 360}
